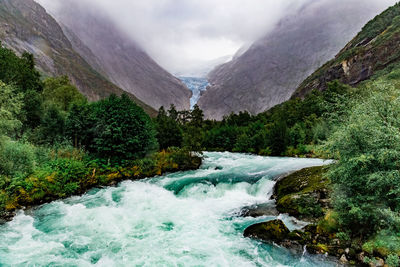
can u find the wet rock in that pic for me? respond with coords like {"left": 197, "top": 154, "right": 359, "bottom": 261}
{"left": 369, "top": 257, "right": 385, "bottom": 267}
{"left": 279, "top": 239, "right": 304, "bottom": 255}
{"left": 340, "top": 254, "right": 348, "bottom": 264}
{"left": 0, "top": 210, "right": 15, "bottom": 224}
{"left": 244, "top": 219, "right": 290, "bottom": 242}
{"left": 272, "top": 166, "right": 330, "bottom": 221}
{"left": 239, "top": 203, "right": 279, "bottom": 217}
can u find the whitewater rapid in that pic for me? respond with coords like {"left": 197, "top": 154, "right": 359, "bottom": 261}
{"left": 0, "top": 152, "right": 335, "bottom": 266}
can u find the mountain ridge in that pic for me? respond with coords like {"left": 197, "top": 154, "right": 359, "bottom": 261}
{"left": 198, "top": 0, "right": 395, "bottom": 120}
{"left": 292, "top": 2, "right": 400, "bottom": 98}
{"left": 0, "top": 0, "right": 157, "bottom": 115}
{"left": 44, "top": 0, "right": 191, "bottom": 111}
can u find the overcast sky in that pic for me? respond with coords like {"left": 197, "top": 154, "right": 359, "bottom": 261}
{"left": 37, "top": 0, "right": 396, "bottom": 75}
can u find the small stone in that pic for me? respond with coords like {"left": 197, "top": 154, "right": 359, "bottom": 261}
{"left": 369, "top": 258, "right": 385, "bottom": 267}
{"left": 358, "top": 252, "right": 365, "bottom": 262}
{"left": 340, "top": 254, "right": 348, "bottom": 264}
{"left": 345, "top": 248, "right": 350, "bottom": 254}
{"left": 375, "top": 258, "right": 385, "bottom": 267}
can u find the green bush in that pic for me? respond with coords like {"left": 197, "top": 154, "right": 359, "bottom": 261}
{"left": 0, "top": 138, "right": 36, "bottom": 177}
{"left": 387, "top": 254, "right": 400, "bottom": 267}
{"left": 0, "top": 82, "right": 23, "bottom": 136}
{"left": 326, "top": 81, "right": 400, "bottom": 236}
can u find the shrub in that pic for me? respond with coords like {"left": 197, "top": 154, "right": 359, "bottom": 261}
{"left": 0, "top": 82, "right": 23, "bottom": 136}
{"left": 387, "top": 254, "right": 400, "bottom": 267}
{"left": 326, "top": 81, "right": 400, "bottom": 236}
{"left": 0, "top": 138, "right": 36, "bottom": 177}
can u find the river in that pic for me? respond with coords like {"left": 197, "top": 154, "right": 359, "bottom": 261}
{"left": 0, "top": 152, "right": 336, "bottom": 266}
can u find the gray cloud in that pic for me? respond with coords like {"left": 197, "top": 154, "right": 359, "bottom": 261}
{"left": 36, "top": 0, "right": 397, "bottom": 75}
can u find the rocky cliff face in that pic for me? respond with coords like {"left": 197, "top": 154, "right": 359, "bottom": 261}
{"left": 0, "top": 0, "right": 156, "bottom": 115}
{"left": 292, "top": 3, "right": 400, "bottom": 98}
{"left": 198, "top": 0, "right": 394, "bottom": 120}
{"left": 45, "top": 0, "right": 191, "bottom": 111}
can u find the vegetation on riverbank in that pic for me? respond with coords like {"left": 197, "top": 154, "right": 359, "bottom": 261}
{"left": 242, "top": 79, "right": 400, "bottom": 266}
{"left": 0, "top": 45, "right": 201, "bottom": 220}
{"left": 242, "top": 4, "right": 400, "bottom": 266}
{"left": 155, "top": 80, "right": 350, "bottom": 158}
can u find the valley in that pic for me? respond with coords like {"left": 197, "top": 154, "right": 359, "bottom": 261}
{"left": 1, "top": 0, "right": 400, "bottom": 266}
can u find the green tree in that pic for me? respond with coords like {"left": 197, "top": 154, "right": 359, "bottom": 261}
{"left": 90, "top": 94, "right": 157, "bottom": 162}
{"left": 0, "top": 46, "right": 42, "bottom": 93}
{"left": 33, "top": 105, "right": 66, "bottom": 145}
{"left": 267, "top": 120, "right": 288, "bottom": 156}
{"left": 42, "top": 76, "right": 86, "bottom": 111}
{"left": 0, "top": 45, "right": 43, "bottom": 132}
{"left": 190, "top": 104, "right": 204, "bottom": 127}
{"left": 66, "top": 103, "right": 95, "bottom": 149}
{"left": 0, "top": 82, "right": 23, "bottom": 136}
{"left": 326, "top": 81, "right": 400, "bottom": 236}
{"left": 155, "top": 106, "right": 183, "bottom": 150}
{"left": 168, "top": 104, "right": 179, "bottom": 121}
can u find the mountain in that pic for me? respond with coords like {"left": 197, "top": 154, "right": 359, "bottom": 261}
{"left": 42, "top": 0, "right": 191, "bottom": 111}
{"left": 198, "top": 0, "right": 395, "bottom": 120}
{"left": 292, "top": 3, "right": 400, "bottom": 98}
{"left": 0, "top": 0, "right": 156, "bottom": 115}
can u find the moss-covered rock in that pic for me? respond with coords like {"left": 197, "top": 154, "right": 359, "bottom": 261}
{"left": 244, "top": 219, "right": 290, "bottom": 242}
{"left": 273, "top": 166, "right": 330, "bottom": 221}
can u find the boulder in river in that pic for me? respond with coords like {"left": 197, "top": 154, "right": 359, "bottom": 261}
{"left": 272, "top": 166, "right": 331, "bottom": 221}
{"left": 239, "top": 203, "right": 279, "bottom": 217}
{"left": 244, "top": 219, "right": 290, "bottom": 242}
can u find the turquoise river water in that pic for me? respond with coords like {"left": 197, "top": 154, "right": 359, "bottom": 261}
{"left": 0, "top": 152, "right": 337, "bottom": 266}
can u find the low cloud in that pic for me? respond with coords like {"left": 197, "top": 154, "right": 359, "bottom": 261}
{"left": 37, "top": 0, "right": 397, "bottom": 75}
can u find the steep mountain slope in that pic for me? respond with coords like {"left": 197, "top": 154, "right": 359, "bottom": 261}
{"left": 44, "top": 0, "right": 191, "bottom": 111}
{"left": 198, "top": 0, "right": 395, "bottom": 120}
{"left": 0, "top": 0, "right": 156, "bottom": 115}
{"left": 292, "top": 3, "right": 400, "bottom": 98}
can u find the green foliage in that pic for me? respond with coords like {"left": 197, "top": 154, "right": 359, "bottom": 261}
{"left": 0, "top": 45, "right": 42, "bottom": 93}
{"left": 362, "top": 230, "right": 400, "bottom": 259}
{"left": 22, "top": 89, "right": 43, "bottom": 131}
{"left": 317, "top": 211, "right": 340, "bottom": 235}
{"left": 90, "top": 94, "right": 157, "bottom": 162}
{"left": 42, "top": 76, "right": 86, "bottom": 111}
{"left": 0, "top": 45, "right": 43, "bottom": 132}
{"left": 353, "top": 3, "right": 400, "bottom": 46}
{"left": 0, "top": 138, "right": 36, "bottom": 177}
{"left": 65, "top": 103, "right": 95, "bottom": 149}
{"left": 0, "top": 82, "right": 23, "bottom": 135}
{"left": 387, "top": 254, "right": 400, "bottom": 267}
{"left": 326, "top": 81, "right": 400, "bottom": 236}
{"left": 155, "top": 106, "right": 183, "bottom": 150}
{"left": 32, "top": 105, "right": 66, "bottom": 145}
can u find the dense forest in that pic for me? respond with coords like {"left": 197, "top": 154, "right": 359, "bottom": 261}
{"left": 0, "top": 44, "right": 201, "bottom": 219}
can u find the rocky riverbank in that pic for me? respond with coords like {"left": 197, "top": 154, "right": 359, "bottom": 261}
{"left": 243, "top": 166, "right": 394, "bottom": 266}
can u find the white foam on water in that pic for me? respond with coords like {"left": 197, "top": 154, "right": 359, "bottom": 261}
{"left": 0, "top": 152, "right": 334, "bottom": 266}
